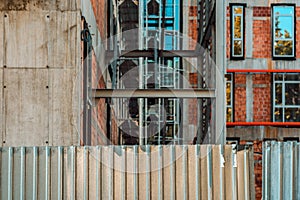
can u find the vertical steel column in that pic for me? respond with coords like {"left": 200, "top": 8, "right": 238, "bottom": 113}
{"left": 139, "top": 0, "right": 145, "bottom": 145}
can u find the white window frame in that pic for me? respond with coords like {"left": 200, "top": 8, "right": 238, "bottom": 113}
{"left": 272, "top": 4, "right": 295, "bottom": 59}
{"left": 226, "top": 73, "right": 233, "bottom": 122}
{"left": 273, "top": 73, "right": 300, "bottom": 122}
{"left": 230, "top": 4, "right": 245, "bottom": 59}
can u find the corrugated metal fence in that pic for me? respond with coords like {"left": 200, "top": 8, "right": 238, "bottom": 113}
{"left": 0, "top": 145, "right": 254, "bottom": 199}
{"left": 263, "top": 141, "right": 300, "bottom": 199}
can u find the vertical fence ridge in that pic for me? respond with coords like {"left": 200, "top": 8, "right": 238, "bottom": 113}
{"left": 263, "top": 141, "right": 300, "bottom": 200}
{"left": 0, "top": 145, "right": 253, "bottom": 199}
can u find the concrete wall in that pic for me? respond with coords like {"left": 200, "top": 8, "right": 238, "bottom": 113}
{"left": 0, "top": 1, "right": 82, "bottom": 146}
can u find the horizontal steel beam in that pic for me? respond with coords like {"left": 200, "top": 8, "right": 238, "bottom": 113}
{"left": 106, "top": 49, "right": 202, "bottom": 59}
{"left": 92, "top": 89, "right": 215, "bottom": 99}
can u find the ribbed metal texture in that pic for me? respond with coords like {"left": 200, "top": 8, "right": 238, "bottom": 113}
{"left": 263, "top": 141, "right": 300, "bottom": 199}
{"left": 0, "top": 145, "right": 253, "bottom": 199}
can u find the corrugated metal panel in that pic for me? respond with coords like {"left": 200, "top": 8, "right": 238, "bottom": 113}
{"left": 263, "top": 141, "right": 300, "bottom": 199}
{"left": 0, "top": 145, "right": 253, "bottom": 199}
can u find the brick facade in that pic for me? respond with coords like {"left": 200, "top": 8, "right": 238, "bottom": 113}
{"left": 252, "top": 19, "right": 271, "bottom": 58}
{"left": 253, "top": 74, "right": 271, "bottom": 122}
{"left": 227, "top": 4, "right": 300, "bottom": 198}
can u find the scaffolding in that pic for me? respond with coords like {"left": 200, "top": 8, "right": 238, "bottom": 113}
{"left": 92, "top": 0, "right": 225, "bottom": 145}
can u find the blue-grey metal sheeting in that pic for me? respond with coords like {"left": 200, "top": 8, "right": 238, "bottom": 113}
{"left": 0, "top": 145, "right": 254, "bottom": 199}
{"left": 263, "top": 141, "right": 300, "bottom": 199}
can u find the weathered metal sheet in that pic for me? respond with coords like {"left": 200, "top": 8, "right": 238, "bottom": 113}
{"left": 48, "top": 69, "right": 79, "bottom": 146}
{"left": 0, "top": 145, "right": 253, "bottom": 199}
{"left": 3, "top": 69, "right": 49, "bottom": 146}
{"left": 263, "top": 141, "right": 300, "bottom": 200}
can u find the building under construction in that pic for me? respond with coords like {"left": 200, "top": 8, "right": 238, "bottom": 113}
{"left": 0, "top": 1, "right": 259, "bottom": 200}
{"left": 82, "top": 0, "right": 226, "bottom": 146}
{"left": 0, "top": 0, "right": 225, "bottom": 147}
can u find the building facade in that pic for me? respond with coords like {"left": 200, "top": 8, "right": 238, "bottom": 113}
{"left": 226, "top": 0, "right": 300, "bottom": 198}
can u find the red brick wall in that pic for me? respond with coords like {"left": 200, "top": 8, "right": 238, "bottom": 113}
{"left": 253, "top": 7, "right": 270, "bottom": 17}
{"left": 253, "top": 19, "right": 271, "bottom": 58}
{"left": 226, "top": 20, "right": 230, "bottom": 58}
{"left": 188, "top": 6, "right": 198, "bottom": 49}
{"left": 234, "top": 74, "right": 246, "bottom": 121}
{"left": 90, "top": 0, "right": 107, "bottom": 39}
{"left": 226, "top": 6, "right": 300, "bottom": 58}
{"left": 253, "top": 74, "right": 271, "bottom": 122}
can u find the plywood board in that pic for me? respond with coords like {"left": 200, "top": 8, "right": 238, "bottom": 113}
{"left": 48, "top": 69, "right": 78, "bottom": 146}
{"left": 3, "top": 69, "right": 48, "bottom": 146}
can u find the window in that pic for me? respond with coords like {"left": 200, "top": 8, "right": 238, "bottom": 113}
{"left": 230, "top": 4, "right": 245, "bottom": 59}
{"left": 272, "top": 4, "right": 295, "bottom": 59}
{"left": 226, "top": 74, "right": 233, "bottom": 122}
{"left": 273, "top": 73, "right": 300, "bottom": 122}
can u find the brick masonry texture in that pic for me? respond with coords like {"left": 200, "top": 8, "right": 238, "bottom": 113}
{"left": 253, "top": 74, "right": 271, "bottom": 122}
{"left": 90, "top": 0, "right": 107, "bottom": 39}
{"left": 252, "top": 20, "right": 271, "bottom": 58}
{"left": 226, "top": 6, "right": 300, "bottom": 59}
{"left": 253, "top": 7, "right": 270, "bottom": 17}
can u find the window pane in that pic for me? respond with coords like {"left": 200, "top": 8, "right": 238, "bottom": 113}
{"left": 273, "top": 6, "right": 295, "bottom": 58}
{"left": 274, "top": 108, "right": 283, "bottom": 122}
{"left": 285, "top": 108, "right": 300, "bottom": 122}
{"left": 226, "top": 107, "right": 232, "bottom": 122}
{"left": 275, "top": 83, "right": 282, "bottom": 105}
{"left": 274, "top": 16, "right": 293, "bottom": 39}
{"left": 274, "top": 40, "right": 293, "bottom": 56}
{"left": 226, "top": 82, "right": 231, "bottom": 106}
{"left": 233, "top": 41, "right": 242, "bottom": 56}
{"left": 285, "top": 83, "right": 300, "bottom": 105}
{"left": 234, "top": 16, "right": 242, "bottom": 39}
{"left": 275, "top": 73, "right": 284, "bottom": 81}
{"left": 233, "top": 6, "right": 242, "bottom": 14}
{"left": 285, "top": 74, "right": 300, "bottom": 81}
{"left": 274, "top": 6, "right": 294, "bottom": 16}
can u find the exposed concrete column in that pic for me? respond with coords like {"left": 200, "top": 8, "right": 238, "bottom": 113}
{"left": 245, "top": 7, "right": 253, "bottom": 58}
{"left": 246, "top": 74, "right": 253, "bottom": 122}
{"left": 216, "top": 0, "right": 226, "bottom": 144}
